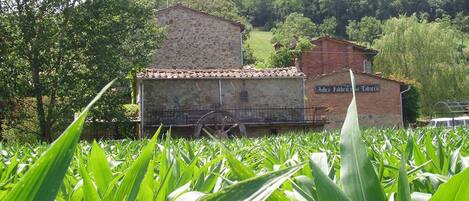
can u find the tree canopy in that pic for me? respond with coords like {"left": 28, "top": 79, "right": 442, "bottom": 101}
{"left": 373, "top": 15, "right": 468, "bottom": 115}
{"left": 0, "top": 0, "right": 163, "bottom": 141}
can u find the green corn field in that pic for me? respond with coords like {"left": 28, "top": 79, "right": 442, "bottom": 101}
{"left": 0, "top": 73, "right": 468, "bottom": 201}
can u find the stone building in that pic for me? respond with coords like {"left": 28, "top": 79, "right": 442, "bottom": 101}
{"left": 137, "top": 67, "right": 311, "bottom": 137}
{"left": 298, "top": 37, "right": 407, "bottom": 128}
{"left": 152, "top": 5, "right": 244, "bottom": 69}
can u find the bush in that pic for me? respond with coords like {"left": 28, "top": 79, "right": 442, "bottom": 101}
{"left": 1, "top": 124, "right": 40, "bottom": 143}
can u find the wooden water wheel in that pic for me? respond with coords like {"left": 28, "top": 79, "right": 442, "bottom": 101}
{"left": 194, "top": 111, "right": 246, "bottom": 138}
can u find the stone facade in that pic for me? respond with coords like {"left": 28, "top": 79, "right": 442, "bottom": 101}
{"left": 152, "top": 5, "right": 243, "bottom": 69}
{"left": 140, "top": 78, "right": 305, "bottom": 136}
{"left": 305, "top": 71, "right": 403, "bottom": 128}
{"left": 141, "top": 78, "right": 303, "bottom": 112}
{"left": 298, "top": 37, "right": 375, "bottom": 78}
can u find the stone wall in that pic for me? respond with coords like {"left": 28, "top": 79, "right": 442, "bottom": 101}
{"left": 152, "top": 6, "right": 243, "bottom": 69}
{"left": 305, "top": 71, "right": 402, "bottom": 128}
{"left": 299, "top": 38, "right": 372, "bottom": 77}
{"left": 141, "top": 78, "right": 304, "bottom": 126}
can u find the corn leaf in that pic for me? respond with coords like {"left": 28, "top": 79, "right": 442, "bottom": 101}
{"left": 110, "top": 125, "right": 162, "bottom": 201}
{"left": 89, "top": 141, "right": 113, "bottom": 197}
{"left": 201, "top": 163, "right": 304, "bottom": 201}
{"left": 3, "top": 79, "right": 115, "bottom": 201}
{"left": 397, "top": 155, "right": 411, "bottom": 201}
{"left": 203, "top": 129, "right": 288, "bottom": 201}
{"left": 80, "top": 164, "right": 101, "bottom": 201}
{"left": 339, "top": 70, "right": 386, "bottom": 201}
{"left": 309, "top": 155, "right": 350, "bottom": 201}
{"left": 136, "top": 160, "right": 155, "bottom": 201}
{"left": 429, "top": 168, "right": 469, "bottom": 201}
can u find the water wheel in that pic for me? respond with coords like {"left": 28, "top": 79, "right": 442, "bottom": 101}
{"left": 194, "top": 111, "right": 246, "bottom": 138}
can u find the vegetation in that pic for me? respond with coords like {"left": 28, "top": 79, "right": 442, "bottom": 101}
{"left": 0, "top": 0, "right": 164, "bottom": 141}
{"left": 373, "top": 15, "right": 469, "bottom": 115}
{"left": 246, "top": 31, "right": 274, "bottom": 63}
{"left": 0, "top": 73, "right": 468, "bottom": 200}
{"left": 346, "top": 16, "right": 383, "bottom": 46}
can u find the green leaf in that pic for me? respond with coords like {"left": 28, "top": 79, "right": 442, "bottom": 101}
{"left": 201, "top": 163, "right": 304, "bottom": 201}
{"left": 80, "top": 163, "right": 101, "bottom": 201}
{"left": 309, "top": 155, "right": 350, "bottom": 201}
{"left": 397, "top": 155, "right": 411, "bottom": 201}
{"left": 425, "top": 132, "right": 440, "bottom": 172}
{"left": 412, "top": 138, "right": 429, "bottom": 169}
{"left": 339, "top": 70, "right": 386, "bottom": 201}
{"left": 89, "top": 141, "right": 113, "bottom": 197}
{"left": 136, "top": 160, "right": 155, "bottom": 201}
{"left": 109, "top": 125, "right": 162, "bottom": 201}
{"left": 203, "top": 130, "right": 288, "bottom": 201}
{"left": 175, "top": 191, "right": 206, "bottom": 201}
{"left": 3, "top": 79, "right": 115, "bottom": 201}
{"left": 430, "top": 168, "right": 469, "bottom": 201}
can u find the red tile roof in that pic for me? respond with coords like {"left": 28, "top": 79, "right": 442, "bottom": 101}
{"left": 137, "top": 67, "right": 304, "bottom": 79}
{"left": 308, "top": 69, "right": 405, "bottom": 85}
{"left": 311, "top": 36, "right": 378, "bottom": 55}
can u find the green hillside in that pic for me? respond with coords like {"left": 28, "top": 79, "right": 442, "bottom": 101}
{"left": 246, "top": 31, "right": 274, "bottom": 63}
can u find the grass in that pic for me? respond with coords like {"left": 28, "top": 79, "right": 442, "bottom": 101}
{"left": 246, "top": 30, "right": 274, "bottom": 63}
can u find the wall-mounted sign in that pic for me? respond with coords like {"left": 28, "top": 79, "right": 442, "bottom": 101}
{"left": 315, "top": 84, "right": 380, "bottom": 93}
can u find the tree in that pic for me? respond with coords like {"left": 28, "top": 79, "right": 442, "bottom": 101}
{"left": 273, "top": 0, "right": 303, "bottom": 20}
{"left": 318, "top": 16, "right": 337, "bottom": 36}
{"left": 0, "top": 0, "right": 163, "bottom": 141}
{"left": 373, "top": 15, "right": 468, "bottom": 115}
{"left": 271, "top": 12, "right": 317, "bottom": 46}
{"left": 346, "top": 16, "right": 383, "bottom": 46}
{"left": 269, "top": 37, "right": 313, "bottom": 67}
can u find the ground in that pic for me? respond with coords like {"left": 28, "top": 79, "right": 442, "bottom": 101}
{"left": 246, "top": 30, "right": 274, "bottom": 63}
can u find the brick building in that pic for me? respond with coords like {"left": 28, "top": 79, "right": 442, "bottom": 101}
{"left": 298, "top": 37, "right": 407, "bottom": 128}
{"left": 152, "top": 5, "right": 244, "bottom": 69}
{"left": 297, "top": 36, "right": 377, "bottom": 77}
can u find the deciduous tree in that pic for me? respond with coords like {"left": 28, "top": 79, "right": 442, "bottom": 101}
{"left": 0, "top": 0, "right": 163, "bottom": 141}
{"left": 373, "top": 15, "right": 468, "bottom": 114}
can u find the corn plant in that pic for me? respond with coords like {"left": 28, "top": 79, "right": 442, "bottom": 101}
{"left": 0, "top": 72, "right": 468, "bottom": 201}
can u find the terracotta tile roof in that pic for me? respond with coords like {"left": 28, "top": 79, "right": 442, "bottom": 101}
{"left": 137, "top": 67, "right": 304, "bottom": 79}
{"left": 308, "top": 69, "right": 405, "bottom": 85}
{"left": 311, "top": 36, "right": 378, "bottom": 55}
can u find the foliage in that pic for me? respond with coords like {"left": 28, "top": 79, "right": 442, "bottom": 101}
{"left": 373, "top": 15, "right": 468, "bottom": 115}
{"left": 346, "top": 16, "right": 383, "bottom": 46}
{"left": 0, "top": 0, "right": 163, "bottom": 141}
{"left": 123, "top": 104, "right": 139, "bottom": 119}
{"left": 269, "top": 37, "right": 313, "bottom": 67}
{"left": 242, "top": 44, "right": 257, "bottom": 65}
{"left": 237, "top": 0, "right": 469, "bottom": 37}
{"left": 271, "top": 12, "right": 317, "bottom": 46}
{"left": 318, "top": 16, "right": 337, "bottom": 37}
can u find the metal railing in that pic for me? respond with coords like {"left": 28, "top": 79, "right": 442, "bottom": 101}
{"left": 145, "top": 107, "right": 326, "bottom": 126}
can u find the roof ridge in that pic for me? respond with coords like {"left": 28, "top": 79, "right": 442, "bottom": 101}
{"left": 157, "top": 4, "right": 245, "bottom": 32}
